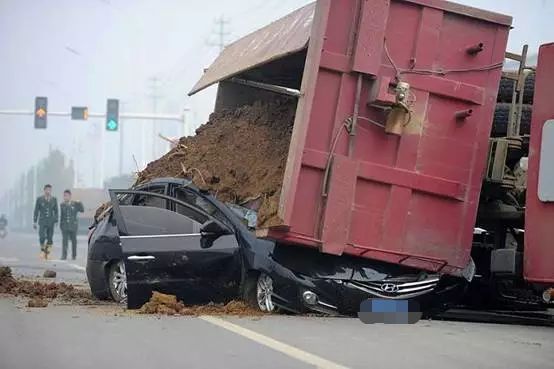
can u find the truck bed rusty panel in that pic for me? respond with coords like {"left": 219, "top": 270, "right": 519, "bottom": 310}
{"left": 273, "top": 0, "right": 511, "bottom": 277}
{"left": 524, "top": 43, "right": 554, "bottom": 285}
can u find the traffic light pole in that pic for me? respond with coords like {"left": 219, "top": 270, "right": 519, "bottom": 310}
{"left": 0, "top": 109, "right": 188, "bottom": 185}
{"left": 0, "top": 110, "right": 187, "bottom": 121}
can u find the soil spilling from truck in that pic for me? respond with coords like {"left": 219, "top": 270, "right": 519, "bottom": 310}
{"left": 139, "top": 291, "right": 265, "bottom": 316}
{"left": 136, "top": 98, "right": 297, "bottom": 228}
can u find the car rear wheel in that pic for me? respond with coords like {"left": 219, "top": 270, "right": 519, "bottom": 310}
{"left": 108, "top": 261, "right": 127, "bottom": 303}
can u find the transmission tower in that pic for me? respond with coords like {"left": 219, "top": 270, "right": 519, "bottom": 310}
{"left": 207, "top": 15, "right": 231, "bottom": 51}
{"left": 147, "top": 77, "right": 163, "bottom": 161}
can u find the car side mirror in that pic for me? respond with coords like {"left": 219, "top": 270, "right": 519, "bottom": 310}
{"left": 201, "top": 220, "right": 228, "bottom": 235}
{"left": 200, "top": 220, "right": 229, "bottom": 249}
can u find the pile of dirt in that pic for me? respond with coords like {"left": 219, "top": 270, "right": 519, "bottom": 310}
{"left": 0, "top": 266, "right": 17, "bottom": 294}
{"left": 0, "top": 266, "right": 94, "bottom": 305}
{"left": 136, "top": 98, "right": 297, "bottom": 228}
{"left": 139, "top": 291, "right": 265, "bottom": 316}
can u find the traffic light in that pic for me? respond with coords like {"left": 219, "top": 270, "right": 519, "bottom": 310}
{"left": 34, "top": 96, "right": 48, "bottom": 129}
{"left": 106, "top": 99, "right": 119, "bottom": 131}
{"left": 71, "top": 106, "right": 88, "bottom": 120}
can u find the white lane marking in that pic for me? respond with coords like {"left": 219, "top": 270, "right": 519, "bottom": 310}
{"left": 45, "top": 259, "right": 85, "bottom": 271}
{"left": 199, "top": 316, "right": 350, "bottom": 369}
{"left": 69, "top": 264, "right": 86, "bottom": 271}
{"left": 0, "top": 256, "right": 19, "bottom": 263}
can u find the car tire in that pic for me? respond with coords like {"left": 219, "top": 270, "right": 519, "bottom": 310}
{"left": 242, "top": 271, "right": 277, "bottom": 313}
{"left": 90, "top": 286, "right": 110, "bottom": 300}
{"left": 108, "top": 260, "right": 127, "bottom": 303}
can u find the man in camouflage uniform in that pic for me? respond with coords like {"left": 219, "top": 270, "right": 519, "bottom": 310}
{"left": 59, "top": 189, "right": 84, "bottom": 260}
{"left": 33, "top": 184, "right": 58, "bottom": 259}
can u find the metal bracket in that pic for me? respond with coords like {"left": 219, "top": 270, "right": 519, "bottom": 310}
{"left": 485, "top": 138, "right": 520, "bottom": 189}
{"left": 503, "top": 45, "right": 530, "bottom": 137}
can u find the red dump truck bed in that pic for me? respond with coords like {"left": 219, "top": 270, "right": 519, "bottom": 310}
{"left": 190, "top": 0, "right": 511, "bottom": 278}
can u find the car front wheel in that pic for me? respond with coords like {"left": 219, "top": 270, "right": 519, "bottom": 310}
{"left": 108, "top": 261, "right": 127, "bottom": 303}
{"left": 243, "top": 272, "right": 277, "bottom": 313}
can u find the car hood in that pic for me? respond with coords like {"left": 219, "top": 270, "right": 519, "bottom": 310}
{"left": 243, "top": 239, "right": 430, "bottom": 283}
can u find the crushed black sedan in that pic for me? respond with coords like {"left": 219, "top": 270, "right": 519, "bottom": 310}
{"left": 87, "top": 178, "right": 462, "bottom": 314}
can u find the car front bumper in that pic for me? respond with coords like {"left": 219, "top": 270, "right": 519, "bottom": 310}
{"left": 269, "top": 271, "right": 464, "bottom": 316}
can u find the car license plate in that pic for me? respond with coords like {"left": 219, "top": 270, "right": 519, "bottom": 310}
{"left": 358, "top": 299, "right": 422, "bottom": 324}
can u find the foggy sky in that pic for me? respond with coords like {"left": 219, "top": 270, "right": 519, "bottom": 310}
{"left": 1, "top": 0, "right": 553, "bottom": 195}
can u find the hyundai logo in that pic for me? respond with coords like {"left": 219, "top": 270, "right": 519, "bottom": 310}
{"left": 380, "top": 283, "right": 399, "bottom": 293}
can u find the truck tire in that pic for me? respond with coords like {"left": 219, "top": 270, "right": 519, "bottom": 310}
{"left": 496, "top": 73, "right": 535, "bottom": 104}
{"left": 492, "top": 103, "right": 532, "bottom": 137}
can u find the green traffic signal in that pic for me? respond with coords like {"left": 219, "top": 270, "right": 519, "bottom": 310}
{"left": 106, "top": 119, "right": 118, "bottom": 131}
{"left": 106, "top": 99, "right": 119, "bottom": 131}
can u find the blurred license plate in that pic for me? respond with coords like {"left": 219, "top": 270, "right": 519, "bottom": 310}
{"left": 370, "top": 299, "right": 409, "bottom": 312}
{"left": 358, "top": 299, "right": 422, "bottom": 324}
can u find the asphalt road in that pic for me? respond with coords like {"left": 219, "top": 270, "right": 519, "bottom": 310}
{"left": 1, "top": 297, "right": 553, "bottom": 369}
{"left": 2, "top": 231, "right": 554, "bottom": 369}
{"left": 0, "top": 230, "right": 88, "bottom": 284}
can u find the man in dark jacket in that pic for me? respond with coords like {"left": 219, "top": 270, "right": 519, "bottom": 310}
{"left": 59, "top": 189, "right": 84, "bottom": 260}
{"left": 33, "top": 184, "right": 58, "bottom": 259}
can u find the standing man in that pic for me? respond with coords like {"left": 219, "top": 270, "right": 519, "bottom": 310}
{"left": 59, "top": 190, "right": 84, "bottom": 260}
{"left": 33, "top": 184, "right": 58, "bottom": 259}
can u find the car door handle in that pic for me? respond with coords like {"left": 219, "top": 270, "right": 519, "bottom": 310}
{"left": 127, "top": 255, "right": 156, "bottom": 261}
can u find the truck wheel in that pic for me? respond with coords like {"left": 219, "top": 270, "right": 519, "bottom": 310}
{"left": 496, "top": 73, "right": 535, "bottom": 104}
{"left": 492, "top": 103, "right": 532, "bottom": 137}
{"left": 108, "top": 261, "right": 127, "bottom": 303}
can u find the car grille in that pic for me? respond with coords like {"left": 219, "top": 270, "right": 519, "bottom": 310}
{"left": 345, "top": 276, "right": 440, "bottom": 300}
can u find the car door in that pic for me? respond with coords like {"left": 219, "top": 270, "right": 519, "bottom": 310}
{"left": 109, "top": 190, "right": 241, "bottom": 309}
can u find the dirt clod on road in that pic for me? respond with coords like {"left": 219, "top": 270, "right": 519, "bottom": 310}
{"left": 27, "top": 297, "right": 49, "bottom": 308}
{"left": 43, "top": 270, "right": 57, "bottom": 278}
{"left": 136, "top": 98, "right": 297, "bottom": 228}
{"left": 139, "top": 291, "right": 265, "bottom": 316}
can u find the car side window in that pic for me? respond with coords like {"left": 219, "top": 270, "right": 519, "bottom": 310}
{"left": 117, "top": 193, "right": 133, "bottom": 206}
{"left": 120, "top": 204, "right": 202, "bottom": 235}
{"left": 173, "top": 199, "right": 209, "bottom": 225}
{"left": 132, "top": 186, "right": 166, "bottom": 208}
{"left": 174, "top": 188, "right": 228, "bottom": 226}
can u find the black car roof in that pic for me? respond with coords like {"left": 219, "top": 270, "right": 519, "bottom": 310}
{"left": 142, "top": 177, "right": 190, "bottom": 186}
{"left": 137, "top": 177, "right": 200, "bottom": 192}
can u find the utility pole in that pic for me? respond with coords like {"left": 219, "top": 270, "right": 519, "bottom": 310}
{"left": 208, "top": 15, "right": 231, "bottom": 52}
{"left": 147, "top": 77, "right": 163, "bottom": 162}
{"left": 99, "top": 121, "right": 105, "bottom": 188}
{"left": 119, "top": 101, "right": 128, "bottom": 175}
